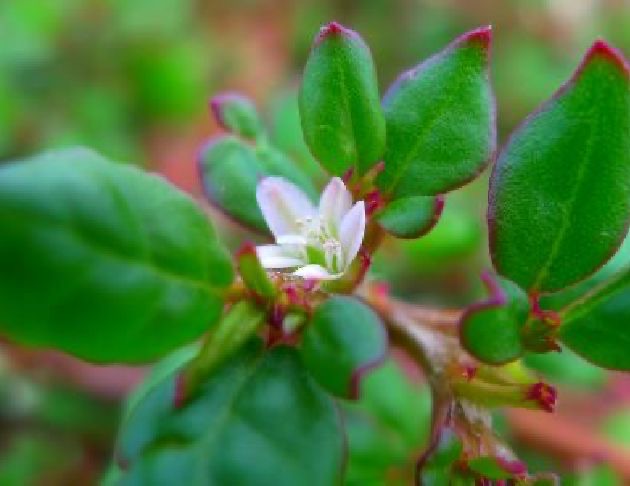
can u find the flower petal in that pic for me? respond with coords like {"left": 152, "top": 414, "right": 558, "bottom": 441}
{"left": 292, "top": 264, "right": 340, "bottom": 280}
{"left": 339, "top": 201, "right": 366, "bottom": 269}
{"left": 256, "top": 244, "right": 304, "bottom": 268}
{"left": 319, "top": 177, "right": 352, "bottom": 235}
{"left": 256, "top": 177, "right": 316, "bottom": 238}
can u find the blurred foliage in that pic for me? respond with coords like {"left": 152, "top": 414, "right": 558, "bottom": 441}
{"left": 1, "top": 0, "right": 629, "bottom": 483}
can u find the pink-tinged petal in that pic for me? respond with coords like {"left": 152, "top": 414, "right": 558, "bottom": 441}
{"left": 339, "top": 201, "right": 366, "bottom": 268}
{"left": 292, "top": 264, "right": 340, "bottom": 280}
{"left": 319, "top": 177, "right": 352, "bottom": 235}
{"left": 256, "top": 245, "right": 303, "bottom": 269}
{"left": 256, "top": 177, "right": 316, "bottom": 238}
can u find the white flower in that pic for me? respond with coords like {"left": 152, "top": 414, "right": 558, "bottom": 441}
{"left": 255, "top": 176, "right": 366, "bottom": 280}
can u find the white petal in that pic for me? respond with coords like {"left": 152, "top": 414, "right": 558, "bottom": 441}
{"left": 256, "top": 177, "right": 316, "bottom": 238}
{"left": 339, "top": 201, "right": 366, "bottom": 269}
{"left": 292, "top": 264, "right": 340, "bottom": 280}
{"left": 277, "top": 234, "right": 308, "bottom": 245}
{"left": 319, "top": 177, "right": 352, "bottom": 235}
{"left": 256, "top": 245, "right": 304, "bottom": 269}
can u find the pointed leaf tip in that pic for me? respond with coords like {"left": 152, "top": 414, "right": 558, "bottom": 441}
{"left": 582, "top": 39, "right": 629, "bottom": 77}
{"left": 315, "top": 21, "right": 355, "bottom": 44}
{"left": 459, "top": 25, "right": 492, "bottom": 49}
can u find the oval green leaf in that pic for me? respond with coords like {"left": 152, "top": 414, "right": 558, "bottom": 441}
{"left": 299, "top": 22, "right": 386, "bottom": 176}
{"left": 116, "top": 340, "right": 345, "bottom": 486}
{"left": 489, "top": 41, "right": 630, "bottom": 293}
{"left": 559, "top": 267, "right": 630, "bottom": 370}
{"left": 460, "top": 272, "right": 530, "bottom": 364}
{"left": 301, "top": 296, "right": 388, "bottom": 399}
{"left": 198, "top": 135, "right": 315, "bottom": 232}
{"left": 0, "top": 148, "right": 233, "bottom": 363}
{"left": 376, "top": 195, "right": 444, "bottom": 239}
{"left": 376, "top": 26, "right": 495, "bottom": 198}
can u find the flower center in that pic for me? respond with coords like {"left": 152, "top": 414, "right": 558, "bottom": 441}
{"left": 295, "top": 216, "right": 343, "bottom": 273}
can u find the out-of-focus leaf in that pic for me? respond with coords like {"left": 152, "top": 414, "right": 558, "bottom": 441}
{"left": 0, "top": 148, "right": 233, "bottom": 363}
{"left": 210, "top": 93, "right": 264, "bottom": 139}
{"left": 117, "top": 340, "right": 345, "bottom": 486}
{"left": 343, "top": 360, "right": 432, "bottom": 486}
{"left": 523, "top": 349, "right": 605, "bottom": 390}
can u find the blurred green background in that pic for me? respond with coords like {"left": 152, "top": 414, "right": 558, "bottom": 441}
{"left": 1, "top": 0, "right": 629, "bottom": 484}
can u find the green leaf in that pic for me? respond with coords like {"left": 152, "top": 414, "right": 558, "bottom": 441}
{"left": 0, "top": 148, "right": 233, "bottom": 363}
{"left": 235, "top": 243, "right": 276, "bottom": 298}
{"left": 489, "top": 41, "right": 630, "bottom": 293}
{"left": 198, "top": 135, "right": 315, "bottom": 232}
{"left": 116, "top": 340, "right": 345, "bottom": 486}
{"left": 301, "top": 296, "right": 387, "bottom": 399}
{"left": 559, "top": 266, "right": 630, "bottom": 369}
{"left": 523, "top": 349, "right": 605, "bottom": 390}
{"left": 467, "top": 456, "right": 515, "bottom": 480}
{"left": 299, "top": 22, "right": 385, "bottom": 175}
{"left": 376, "top": 195, "right": 444, "bottom": 239}
{"left": 210, "top": 92, "right": 264, "bottom": 139}
{"left": 460, "top": 272, "right": 530, "bottom": 364}
{"left": 342, "top": 360, "right": 432, "bottom": 486}
{"left": 376, "top": 26, "right": 495, "bottom": 198}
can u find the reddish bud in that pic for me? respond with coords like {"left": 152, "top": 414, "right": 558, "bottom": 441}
{"left": 526, "top": 382, "right": 557, "bottom": 413}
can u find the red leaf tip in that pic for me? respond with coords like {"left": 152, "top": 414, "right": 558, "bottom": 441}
{"left": 315, "top": 21, "right": 356, "bottom": 44}
{"left": 584, "top": 39, "right": 629, "bottom": 76}
{"left": 235, "top": 241, "right": 257, "bottom": 259}
{"left": 460, "top": 25, "right": 492, "bottom": 48}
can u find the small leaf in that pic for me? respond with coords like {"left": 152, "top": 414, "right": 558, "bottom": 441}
{"left": 489, "top": 41, "right": 630, "bottom": 293}
{"left": 376, "top": 195, "right": 444, "bottom": 239}
{"left": 0, "top": 148, "right": 233, "bottom": 363}
{"left": 198, "top": 136, "right": 315, "bottom": 232}
{"left": 559, "top": 266, "right": 630, "bottom": 370}
{"left": 299, "top": 22, "right": 386, "bottom": 175}
{"left": 210, "top": 92, "right": 263, "bottom": 139}
{"left": 376, "top": 26, "right": 495, "bottom": 198}
{"left": 467, "top": 456, "right": 522, "bottom": 480}
{"left": 235, "top": 243, "right": 276, "bottom": 298}
{"left": 116, "top": 340, "right": 345, "bottom": 486}
{"left": 301, "top": 296, "right": 387, "bottom": 399}
{"left": 460, "top": 272, "right": 530, "bottom": 364}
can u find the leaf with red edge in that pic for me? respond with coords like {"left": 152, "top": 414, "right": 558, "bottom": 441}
{"left": 300, "top": 296, "right": 388, "bottom": 399}
{"left": 489, "top": 40, "right": 630, "bottom": 294}
{"left": 376, "top": 26, "right": 495, "bottom": 198}
{"left": 460, "top": 272, "right": 530, "bottom": 364}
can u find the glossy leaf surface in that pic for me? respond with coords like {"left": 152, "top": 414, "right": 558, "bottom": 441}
{"left": 301, "top": 296, "right": 387, "bottom": 399}
{"left": 299, "top": 22, "right": 385, "bottom": 175}
{"left": 0, "top": 148, "right": 233, "bottom": 363}
{"left": 117, "top": 340, "right": 344, "bottom": 486}
{"left": 376, "top": 27, "right": 494, "bottom": 198}
{"left": 489, "top": 41, "right": 630, "bottom": 293}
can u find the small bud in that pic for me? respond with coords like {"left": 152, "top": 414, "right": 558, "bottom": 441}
{"left": 526, "top": 382, "right": 557, "bottom": 413}
{"left": 210, "top": 92, "right": 263, "bottom": 139}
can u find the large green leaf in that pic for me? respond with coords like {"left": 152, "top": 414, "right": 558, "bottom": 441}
{"left": 376, "top": 26, "right": 495, "bottom": 198}
{"left": 559, "top": 267, "right": 630, "bottom": 369}
{"left": 489, "top": 41, "right": 630, "bottom": 293}
{"left": 198, "top": 135, "right": 315, "bottom": 232}
{"left": 301, "top": 296, "right": 387, "bottom": 399}
{"left": 299, "top": 22, "right": 385, "bottom": 176}
{"left": 116, "top": 340, "right": 345, "bottom": 486}
{"left": 0, "top": 148, "right": 233, "bottom": 363}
